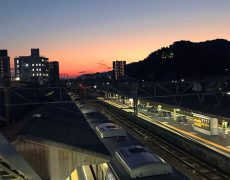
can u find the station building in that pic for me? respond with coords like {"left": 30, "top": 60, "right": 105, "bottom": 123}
{"left": 1, "top": 103, "right": 110, "bottom": 180}
{"left": 0, "top": 132, "right": 41, "bottom": 179}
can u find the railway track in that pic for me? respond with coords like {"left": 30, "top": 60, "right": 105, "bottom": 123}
{"left": 91, "top": 100, "right": 230, "bottom": 180}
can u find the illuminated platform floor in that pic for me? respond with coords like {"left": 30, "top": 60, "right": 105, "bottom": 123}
{"left": 101, "top": 99, "right": 230, "bottom": 157}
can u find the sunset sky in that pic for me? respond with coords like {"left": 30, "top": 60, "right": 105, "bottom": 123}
{"left": 1, "top": 0, "right": 230, "bottom": 77}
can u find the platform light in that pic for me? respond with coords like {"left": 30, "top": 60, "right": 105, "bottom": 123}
{"left": 157, "top": 105, "right": 162, "bottom": 111}
{"left": 192, "top": 112, "right": 209, "bottom": 119}
{"left": 129, "top": 98, "right": 133, "bottom": 103}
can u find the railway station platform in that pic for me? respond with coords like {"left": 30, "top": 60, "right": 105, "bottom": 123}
{"left": 101, "top": 98, "right": 230, "bottom": 157}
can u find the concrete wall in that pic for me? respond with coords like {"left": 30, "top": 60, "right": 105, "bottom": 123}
{"left": 12, "top": 138, "right": 108, "bottom": 180}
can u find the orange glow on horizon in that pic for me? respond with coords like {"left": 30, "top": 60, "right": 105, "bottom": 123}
{"left": 9, "top": 26, "right": 230, "bottom": 77}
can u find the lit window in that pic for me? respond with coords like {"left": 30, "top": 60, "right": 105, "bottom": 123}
{"left": 17, "top": 60, "right": 19, "bottom": 64}
{"left": 36, "top": 64, "right": 38, "bottom": 66}
{"left": 37, "top": 73, "right": 39, "bottom": 76}
{"left": 17, "top": 65, "right": 19, "bottom": 68}
{"left": 32, "top": 64, "right": 34, "bottom": 66}
{"left": 42, "top": 59, "right": 44, "bottom": 62}
{"left": 39, "top": 64, "right": 41, "bottom": 66}
{"left": 39, "top": 73, "right": 41, "bottom": 76}
{"left": 32, "top": 69, "right": 34, "bottom": 71}
{"left": 39, "top": 68, "right": 41, "bottom": 71}
{"left": 25, "top": 63, "right": 29, "bottom": 67}
{"left": 32, "top": 74, "right": 35, "bottom": 76}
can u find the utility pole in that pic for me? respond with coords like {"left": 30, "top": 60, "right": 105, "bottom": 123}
{"left": 3, "top": 74, "right": 11, "bottom": 125}
{"left": 105, "top": 83, "right": 109, "bottom": 99}
{"left": 84, "top": 88, "right": 87, "bottom": 104}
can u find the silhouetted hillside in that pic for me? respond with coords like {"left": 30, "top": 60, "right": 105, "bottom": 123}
{"left": 126, "top": 39, "right": 230, "bottom": 81}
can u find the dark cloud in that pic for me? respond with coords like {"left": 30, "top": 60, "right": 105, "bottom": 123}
{"left": 96, "top": 60, "right": 111, "bottom": 71}
{"left": 78, "top": 71, "right": 89, "bottom": 74}
{"left": 77, "top": 70, "right": 92, "bottom": 76}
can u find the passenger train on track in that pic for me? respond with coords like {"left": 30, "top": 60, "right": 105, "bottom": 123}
{"left": 69, "top": 91, "right": 186, "bottom": 180}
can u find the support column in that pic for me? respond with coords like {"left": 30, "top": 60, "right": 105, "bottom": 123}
{"left": 4, "top": 74, "right": 11, "bottom": 125}
{"left": 173, "top": 108, "right": 177, "bottom": 121}
{"left": 132, "top": 83, "right": 138, "bottom": 115}
{"left": 4, "top": 87, "right": 11, "bottom": 124}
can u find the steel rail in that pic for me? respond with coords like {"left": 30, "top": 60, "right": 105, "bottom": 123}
{"left": 91, "top": 100, "right": 229, "bottom": 180}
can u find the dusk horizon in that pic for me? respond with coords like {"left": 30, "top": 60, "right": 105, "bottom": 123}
{"left": 1, "top": 0, "right": 230, "bottom": 76}
{"left": 4, "top": 38, "right": 230, "bottom": 77}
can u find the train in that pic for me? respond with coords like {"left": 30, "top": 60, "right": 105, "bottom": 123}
{"left": 73, "top": 101, "right": 184, "bottom": 180}
{"left": 115, "top": 145, "right": 172, "bottom": 178}
{"left": 96, "top": 122, "right": 127, "bottom": 138}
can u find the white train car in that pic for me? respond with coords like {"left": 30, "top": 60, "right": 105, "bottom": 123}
{"left": 78, "top": 104, "right": 107, "bottom": 124}
{"left": 96, "top": 123, "right": 127, "bottom": 138}
{"left": 74, "top": 101, "right": 180, "bottom": 180}
{"left": 115, "top": 145, "right": 173, "bottom": 178}
{"left": 76, "top": 103, "right": 97, "bottom": 115}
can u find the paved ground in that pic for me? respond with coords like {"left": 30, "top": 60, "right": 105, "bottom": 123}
{"left": 105, "top": 99, "right": 230, "bottom": 156}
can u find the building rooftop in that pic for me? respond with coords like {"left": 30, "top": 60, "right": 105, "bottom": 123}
{"left": 2, "top": 103, "right": 110, "bottom": 159}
